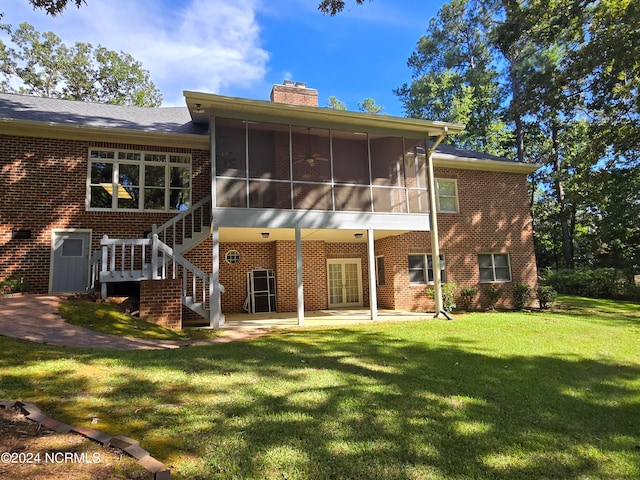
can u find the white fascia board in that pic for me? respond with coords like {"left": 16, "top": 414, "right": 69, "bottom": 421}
{"left": 184, "top": 90, "right": 465, "bottom": 137}
{"left": 212, "top": 208, "right": 431, "bottom": 231}
{"left": 433, "top": 153, "right": 540, "bottom": 173}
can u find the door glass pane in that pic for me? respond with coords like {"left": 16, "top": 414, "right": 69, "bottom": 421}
{"left": 328, "top": 263, "right": 343, "bottom": 305}
{"left": 344, "top": 263, "right": 359, "bottom": 303}
{"left": 62, "top": 238, "right": 83, "bottom": 257}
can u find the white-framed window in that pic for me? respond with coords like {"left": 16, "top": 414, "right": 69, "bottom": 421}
{"left": 408, "top": 254, "right": 446, "bottom": 284}
{"left": 88, "top": 149, "right": 191, "bottom": 211}
{"left": 436, "top": 178, "right": 459, "bottom": 213}
{"left": 478, "top": 253, "right": 511, "bottom": 282}
{"left": 375, "top": 255, "right": 385, "bottom": 286}
{"left": 225, "top": 250, "right": 241, "bottom": 265}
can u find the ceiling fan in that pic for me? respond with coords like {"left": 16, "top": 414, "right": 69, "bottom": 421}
{"left": 294, "top": 128, "right": 329, "bottom": 167}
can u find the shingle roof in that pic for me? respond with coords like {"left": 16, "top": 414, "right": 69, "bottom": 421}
{"left": 432, "top": 143, "right": 515, "bottom": 163}
{"left": 0, "top": 93, "right": 207, "bottom": 135}
{"left": 0, "top": 92, "right": 534, "bottom": 169}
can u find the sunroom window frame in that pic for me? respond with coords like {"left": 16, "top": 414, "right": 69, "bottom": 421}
{"left": 87, "top": 148, "right": 192, "bottom": 212}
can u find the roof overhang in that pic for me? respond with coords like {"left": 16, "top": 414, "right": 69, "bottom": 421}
{"left": 184, "top": 90, "right": 465, "bottom": 138}
{"left": 433, "top": 151, "right": 540, "bottom": 173}
{"left": 0, "top": 118, "right": 210, "bottom": 149}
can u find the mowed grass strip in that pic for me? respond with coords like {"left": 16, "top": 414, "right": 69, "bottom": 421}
{"left": 58, "top": 296, "right": 218, "bottom": 340}
{"left": 1, "top": 296, "right": 638, "bottom": 479}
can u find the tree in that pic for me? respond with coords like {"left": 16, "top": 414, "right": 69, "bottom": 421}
{"left": 1, "top": 22, "right": 162, "bottom": 107}
{"left": 326, "top": 95, "right": 383, "bottom": 114}
{"left": 357, "top": 97, "right": 384, "bottom": 114}
{"left": 27, "top": 0, "right": 85, "bottom": 16}
{"left": 395, "top": 0, "right": 511, "bottom": 156}
{"left": 397, "top": 0, "right": 639, "bottom": 274}
{"left": 318, "top": 0, "right": 369, "bottom": 15}
{"left": 326, "top": 96, "right": 347, "bottom": 110}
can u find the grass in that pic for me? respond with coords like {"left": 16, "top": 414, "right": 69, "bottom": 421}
{"left": 57, "top": 296, "right": 218, "bottom": 341}
{"left": 1, "top": 295, "right": 639, "bottom": 479}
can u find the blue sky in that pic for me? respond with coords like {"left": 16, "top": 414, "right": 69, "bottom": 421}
{"left": 3, "top": 0, "right": 446, "bottom": 116}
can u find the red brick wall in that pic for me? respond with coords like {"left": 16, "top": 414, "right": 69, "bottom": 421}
{"left": 139, "top": 279, "right": 182, "bottom": 328}
{"left": 185, "top": 240, "right": 276, "bottom": 313}
{"left": 378, "top": 168, "right": 538, "bottom": 311}
{"left": 0, "top": 135, "right": 209, "bottom": 293}
{"left": 186, "top": 239, "right": 371, "bottom": 313}
{"left": 1, "top": 134, "right": 538, "bottom": 314}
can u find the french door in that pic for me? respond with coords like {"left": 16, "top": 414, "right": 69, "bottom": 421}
{"left": 327, "top": 259, "right": 363, "bottom": 308}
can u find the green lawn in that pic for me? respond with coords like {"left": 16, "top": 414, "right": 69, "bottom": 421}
{"left": 58, "top": 296, "right": 219, "bottom": 340}
{"left": 1, "top": 296, "right": 639, "bottom": 479}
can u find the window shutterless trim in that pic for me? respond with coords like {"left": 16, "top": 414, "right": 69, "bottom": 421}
{"left": 86, "top": 148, "right": 192, "bottom": 212}
{"left": 435, "top": 178, "right": 459, "bottom": 213}
{"left": 478, "top": 253, "right": 512, "bottom": 282}
{"left": 408, "top": 253, "right": 446, "bottom": 285}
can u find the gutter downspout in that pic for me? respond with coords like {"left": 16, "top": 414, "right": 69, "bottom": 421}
{"left": 426, "top": 127, "right": 448, "bottom": 318}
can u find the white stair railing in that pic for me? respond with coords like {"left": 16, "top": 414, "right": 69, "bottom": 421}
{"left": 96, "top": 233, "right": 223, "bottom": 327}
{"left": 151, "top": 195, "right": 212, "bottom": 254}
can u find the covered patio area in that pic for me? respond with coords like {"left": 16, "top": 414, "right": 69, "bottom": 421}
{"left": 217, "top": 308, "right": 434, "bottom": 330}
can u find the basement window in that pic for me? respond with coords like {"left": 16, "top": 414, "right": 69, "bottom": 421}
{"left": 478, "top": 253, "right": 511, "bottom": 282}
{"left": 408, "top": 254, "right": 445, "bottom": 284}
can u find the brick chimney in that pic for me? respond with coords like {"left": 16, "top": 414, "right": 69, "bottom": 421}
{"left": 270, "top": 80, "right": 318, "bottom": 107}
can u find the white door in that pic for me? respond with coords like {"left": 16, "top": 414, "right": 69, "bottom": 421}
{"left": 327, "top": 259, "right": 363, "bottom": 308}
{"left": 51, "top": 230, "right": 91, "bottom": 293}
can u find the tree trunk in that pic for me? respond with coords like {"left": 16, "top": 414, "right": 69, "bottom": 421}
{"left": 552, "top": 119, "right": 574, "bottom": 268}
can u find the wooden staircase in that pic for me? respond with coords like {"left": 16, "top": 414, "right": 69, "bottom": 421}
{"left": 92, "top": 196, "right": 224, "bottom": 328}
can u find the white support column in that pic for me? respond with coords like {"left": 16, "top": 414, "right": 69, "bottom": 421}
{"left": 295, "top": 225, "right": 304, "bottom": 326}
{"left": 367, "top": 228, "right": 378, "bottom": 321}
{"left": 210, "top": 223, "right": 221, "bottom": 329}
{"left": 427, "top": 129, "right": 448, "bottom": 318}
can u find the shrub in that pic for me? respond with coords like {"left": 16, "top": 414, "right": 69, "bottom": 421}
{"left": 543, "top": 268, "right": 632, "bottom": 299}
{"left": 458, "top": 286, "right": 477, "bottom": 311}
{"left": 483, "top": 284, "right": 503, "bottom": 310}
{"left": 441, "top": 283, "right": 458, "bottom": 312}
{"left": 512, "top": 282, "right": 532, "bottom": 310}
{"left": 428, "top": 282, "right": 457, "bottom": 312}
{"left": 536, "top": 285, "right": 558, "bottom": 309}
{"left": 0, "top": 277, "right": 27, "bottom": 295}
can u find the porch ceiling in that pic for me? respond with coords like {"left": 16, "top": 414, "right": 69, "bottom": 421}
{"left": 218, "top": 227, "right": 408, "bottom": 243}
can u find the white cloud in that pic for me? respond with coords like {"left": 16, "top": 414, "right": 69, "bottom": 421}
{"left": 2, "top": 0, "right": 269, "bottom": 105}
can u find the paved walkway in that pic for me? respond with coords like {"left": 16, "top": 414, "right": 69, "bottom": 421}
{"left": 0, "top": 295, "right": 272, "bottom": 350}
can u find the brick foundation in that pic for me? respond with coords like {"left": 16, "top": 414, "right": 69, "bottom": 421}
{"left": 139, "top": 279, "right": 182, "bottom": 329}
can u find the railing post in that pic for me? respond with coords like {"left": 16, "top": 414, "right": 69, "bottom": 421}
{"left": 100, "top": 235, "right": 109, "bottom": 298}
{"left": 151, "top": 234, "right": 159, "bottom": 280}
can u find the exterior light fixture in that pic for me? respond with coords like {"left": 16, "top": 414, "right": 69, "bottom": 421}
{"left": 261, "top": 232, "right": 270, "bottom": 238}
{"left": 194, "top": 103, "right": 204, "bottom": 113}
{"left": 354, "top": 233, "right": 363, "bottom": 239}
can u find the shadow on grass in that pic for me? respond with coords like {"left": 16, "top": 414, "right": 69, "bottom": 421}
{"left": 1, "top": 326, "right": 639, "bottom": 479}
{"left": 553, "top": 296, "right": 640, "bottom": 326}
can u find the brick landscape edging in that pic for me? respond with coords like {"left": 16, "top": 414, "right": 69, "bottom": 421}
{"left": 0, "top": 400, "right": 170, "bottom": 479}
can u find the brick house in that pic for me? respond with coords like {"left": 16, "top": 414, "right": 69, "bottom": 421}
{"left": 0, "top": 81, "right": 539, "bottom": 328}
